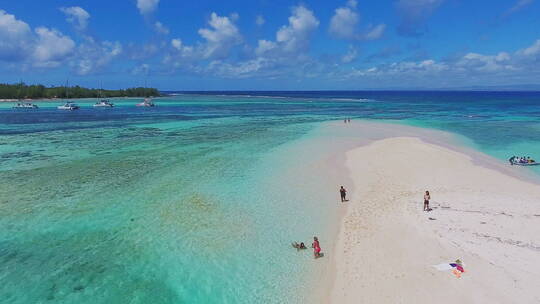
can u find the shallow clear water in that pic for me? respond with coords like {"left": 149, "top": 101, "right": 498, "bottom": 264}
{"left": 1, "top": 91, "right": 540, "bottom": 303}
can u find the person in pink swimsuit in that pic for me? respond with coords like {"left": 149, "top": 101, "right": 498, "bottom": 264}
{"left": 312, "top": 236, "right": 322, "bottom": 259}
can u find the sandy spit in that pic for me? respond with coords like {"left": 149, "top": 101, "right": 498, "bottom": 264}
{"left": 331, "top": 136, "right": 540, "bottom": 303}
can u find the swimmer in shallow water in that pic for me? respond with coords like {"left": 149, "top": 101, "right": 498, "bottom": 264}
{"left": 292, "top": 242, "right": 307, "bottom": 250}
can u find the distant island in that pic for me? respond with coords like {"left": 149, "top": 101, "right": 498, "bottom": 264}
{"left": 0, "top": 83, "right": 160, "bottom": 100}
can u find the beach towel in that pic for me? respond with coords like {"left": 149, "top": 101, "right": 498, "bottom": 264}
{"left": 432, "top": 260, "right": 466, "bottom": 278}
{"left": 433, "top": 263, "right": 454, "bottom": 271}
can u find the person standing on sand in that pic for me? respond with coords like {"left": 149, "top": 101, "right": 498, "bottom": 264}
{"left": 312, "top": 236, "right": 322, "bottom": 259}
{"left": 340, "top": 186, "right": 347, "bottom": 202}
{"left": 423, "top": 190, "right": 431, "bottom": 211}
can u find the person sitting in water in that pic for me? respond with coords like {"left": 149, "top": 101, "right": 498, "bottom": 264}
{"left": 292, "top": 242, "right": 307, "bottom": 250}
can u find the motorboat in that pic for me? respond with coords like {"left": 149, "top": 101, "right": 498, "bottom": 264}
{"left": 510, "top": 156, "right": 539, "bottom": 166}
{"left": 93, "top": 99, "right": 114, "bottom": 108}
{"left": 511, "top": 161, "right": 539, "bottom": 166}
{"left": 136, "top": 97, "right": 155, "bottom": 107}
{"left": 13, "top": 102, "right": 38, "bottom": 109}
{"left": 57, "top": 102, "right": 80, "bottom": 110}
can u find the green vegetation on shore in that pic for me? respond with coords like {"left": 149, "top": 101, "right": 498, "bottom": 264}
{"left": 0, "top": 83, "right": 160, "bottom": 99}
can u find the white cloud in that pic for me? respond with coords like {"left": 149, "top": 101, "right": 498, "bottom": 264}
{"left": 198, "top": 12, "right": 242, "bottom": 59}
{"left": 344, "top": 59, "right": 448, "bottom": 80}
{"left": 0, "top": 10, "right": 75, "bottom": 67}
{"left": 256, "top": 15, "right": 265, "bottom": 26}
{"left": 60, "top": 6, "right": 90, "bottom": 31}
{"left": 32, "top": 27, "right": 75, "bottom": 67}
{"left": 170, "top": 38, "right": 195, "bottom": 57}
{"left": 277, "top": 6, "right": 319, "bottom": 53}
{"left": 137, "top": 0, "right": 160, "bottom": 16}
{"left": 205, "top": 58, "right": 272, "bottom": 78}
{"left": 342, "top": 46, "right": 358, "bottom": 63}
{"left": 329, "top": 3, "right": 359, "bottom": 39}
{"left": 171, "top": 38, "right": 182, "bottom": 50}
{"left": 164, "top": 13, "right": 243, "bottom": 66}
{"left": 456, "top": 52, "right": 513, "bottom": 72}
{"left": 519, "top": 39, "right": 540, "bottom": 56}
{"left": 342, "top": 41, "right": 540, "bottom": 83}
{"left": 256, "top": 5, "right": 319, "bottom": 57}
{"left": 329, "top": 2, "right": 385, "bottom": 41}
{"left": 364, "top": 24, "right": 386, "bottom": 40}
{"left": 73, "top": 40, "right": 122, "bottom": 75}
{"left": 194, "top": 6, "right": 320, "bottom": 79}
{"left": 0, "top": 10, "right": 33, "bottom": 61}
{"left": 160, "top": 33, "right": 540, "bottom": 86}
{"left": 154, "top": 21, "right": 169, "bottom": 35}
{"left": 163, "top": 38, "right": 197, "bottom": 68}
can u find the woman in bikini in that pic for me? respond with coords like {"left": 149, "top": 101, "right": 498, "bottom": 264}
{"left": 312, "top": 236, "right": 322, "bottom": 258}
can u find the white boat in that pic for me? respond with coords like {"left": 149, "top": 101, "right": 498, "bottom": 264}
{"left": 136, "top": 97, "right": 155, "bottom": 107}
{"left": 57, "top": 102, "right": 80, "bottom": 110}
{"left": 511, "top": 161, "right": 539, "bottom": 166}
{"left": 510, "top": 156, "right": 539, "bottom": 166}
{"left": 57, "top": 80, "right": 79, "bottom": 110}
{"left": 13, "top": 102, "right": 38, "bottom": 109}
{"left": 93, "top": 99, "right": 114, "bottom": 108}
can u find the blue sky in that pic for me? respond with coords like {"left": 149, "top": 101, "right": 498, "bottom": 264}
{"left": 0, "top": 0, "right": 539, "bottom": 90}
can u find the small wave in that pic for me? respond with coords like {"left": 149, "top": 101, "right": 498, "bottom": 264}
{"left": 329, "top": 98, "right": 375, "bottom": 102}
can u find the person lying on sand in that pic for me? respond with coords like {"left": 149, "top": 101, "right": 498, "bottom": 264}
{"left": 292, "top": 242, "right": 307, "bottom": 250}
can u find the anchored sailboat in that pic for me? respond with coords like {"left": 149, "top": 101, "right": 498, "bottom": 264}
{"left": 136, "top": 80, "right": 156, "bottom": 107}
{"left": 57, "top": 80, "right": 80, "bottom": 110}
{"left": 93, "top": 83, "right": 114, "bottom": 108}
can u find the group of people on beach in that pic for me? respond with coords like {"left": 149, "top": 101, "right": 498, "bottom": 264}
{"left": 294, "top": 186, "right": 432, "bottom": 259}
{"left": 509, "top": 155, "right": 536, "bottom": 165}
{"left": 292, "top": 237, "right": 322, "bottom": 258}
{"left": 343, "top": 118, "right": 351, "bottom": 123}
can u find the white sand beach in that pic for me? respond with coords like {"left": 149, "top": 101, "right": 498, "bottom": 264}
{"left": 330, "top": 134, "right": 540, "bottom": 303}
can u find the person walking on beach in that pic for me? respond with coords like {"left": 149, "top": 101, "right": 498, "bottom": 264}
{"left": 340, "top": 186, "right": 347, "bottom": 202}
{"left": 312, "top": 236, "right": 322, "bottom": 259}
{"left": 423, "top": 190, "right": 431, "bottom": 211}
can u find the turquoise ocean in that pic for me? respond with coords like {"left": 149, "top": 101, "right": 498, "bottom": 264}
{"left": 1, "top": 91, "right": 540, "bottom": 303}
